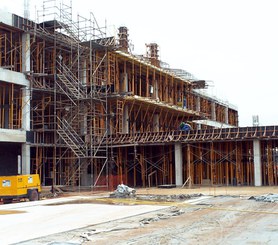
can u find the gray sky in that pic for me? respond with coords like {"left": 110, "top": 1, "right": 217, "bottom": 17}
{"left": 2, "top": 0, "right": 278, "bottom": 126}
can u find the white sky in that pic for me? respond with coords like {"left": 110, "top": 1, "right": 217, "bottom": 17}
{"left": 2, "top": 0, "right": 278, "bottom": 127}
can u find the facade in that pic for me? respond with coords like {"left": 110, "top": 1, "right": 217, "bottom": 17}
{"left": 0, "top": 3, "right": 277, "bottom": 189}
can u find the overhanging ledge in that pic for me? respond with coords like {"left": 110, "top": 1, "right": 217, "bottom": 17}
{"left": 0, "top": 68, "right": 29, "bottom": 87}
{"left": 0, "top": 128, "right": 26, "bottom": 143}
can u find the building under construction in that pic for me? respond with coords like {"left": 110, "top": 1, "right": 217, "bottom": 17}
{"left": 1, "top": 1, "right": 278, "bottom": 190}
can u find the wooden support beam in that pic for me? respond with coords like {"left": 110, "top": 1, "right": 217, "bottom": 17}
{"left": 210, "top": 142, "right": 215, "bottom": 185}
{"left": 267, "top": 141, "right": 274, "bottom": 186}
{"left": 187, "top": 144, "right": 192, "bottom": 188}
{"left": 236, "top": 142, "right": 242, "bottom": 185}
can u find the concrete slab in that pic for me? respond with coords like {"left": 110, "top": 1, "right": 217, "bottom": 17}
{"left": 0, "top": 128, "right": 26, "bottom": 143}
{"left": 0, "top": 196, "right": 168, "bottom": 244}
{"left": 0, "top": 68, "right": 29, "bottom": 87}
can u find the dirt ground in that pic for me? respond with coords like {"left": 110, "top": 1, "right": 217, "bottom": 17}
{"left": 17, "top": 186, "right": 278, "bottom": 245}
{"left": 136, "top": 185, "right": 278, "bottom": 196}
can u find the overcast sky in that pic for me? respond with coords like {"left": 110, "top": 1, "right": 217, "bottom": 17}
{"left": 2, "top": 0, "right": 278, "bottom": 127}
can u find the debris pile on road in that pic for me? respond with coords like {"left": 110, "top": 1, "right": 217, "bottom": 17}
{"left": 249, "top": 193, "right": 278, "bottom": 203}
{"left": 110, "top": 184, "right": 136, "bottom": 198}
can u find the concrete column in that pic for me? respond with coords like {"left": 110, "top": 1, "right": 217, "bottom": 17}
{"left": 211, "top": 102, "right": 216, "bottom": 121}
{"left": 81, "top": 160, "right": 90, "bottom": 186}
{"left": 123, "top": 104, "right": 129, "bottom": 134}
{"left": 21, "top": 144, "right": 30, "bottom": 174}
{"left": 153, "top": 113, "right": 159, "bottom": 132}
{"left": 82, "top": 60, "right": 87, "bottom": 86}
{"left": 22, "top": 88, "right": 30, "bottom": 131}
{"left": 155, "top": 80, "right": 159, "bottom": 100}
{"left": 124, "top": 73, "right": 128, "bottom": 92}
{"left": 175, "top": 143, "right": 183, "bottom": 186}
{"left": 120, "top": 73, "right": 128, "bottom": 92}
{"left": 196, "top": 96, "right": 200, "bottom": 112}
{"left": 21, "top": 32, "right": 31, "bottom": 174}
{"left": 253, "top": 139, "right": 262, "bottom": 186}
{"left": 22, "top": 33, "right": 30, "bottom": 72}
{"left": 225, "top": 106, "right": 229, "bottom": 124}
{"left": 81, "top": 110, "right": 87, "bottom": 136}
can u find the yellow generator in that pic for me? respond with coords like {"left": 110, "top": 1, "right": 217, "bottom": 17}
{"left": 0, "top": 174, "right": 41, "bottom": 204}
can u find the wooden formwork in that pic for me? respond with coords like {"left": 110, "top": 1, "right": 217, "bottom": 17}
{"left": 110, "top": 128, "right": 278, "bottom": 188}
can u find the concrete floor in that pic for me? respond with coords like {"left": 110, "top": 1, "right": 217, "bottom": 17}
{"left": 1, "top": 187, "right": 278, "bottom": 245}
{"left": 0, "top": 196, "right": 167, "bottom": 244}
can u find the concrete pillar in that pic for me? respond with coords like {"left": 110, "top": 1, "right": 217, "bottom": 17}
{"left": 81, "top": 160, "right": 90, "bottom": 186}
{"left": 253, "top": 139, "right": 262, "bottom": 186}
{"left": 21, "top": 32, "right": 31, "bottom": 174}
{"left": 155, "top": 80, "right": 159, "bottom": 100}
{"left": 124, "top": 73, "right": 128, "bottom": 92}
{"left": 80, "top": 104, "right": 87, "bottom": 136}
{"left": 225, "top": 106, "right": 229, "bottom": 124}
{"left": 80, "top": 60, "right": 87, "bottom": 86}
{"left": 153, "top": 113, "right": 159, "bottom": 132}
{"left": 211, "top": 102, "right": 216, "bottom": 121}
{"left": 123, "top": 104, "right": 129, "bottom": 134}
{"left": 21, "top": 144, "right": 30, "bottom": 174}
{"left": 196, "top": 96, "right": 200, "bottom": 112}
{"left": 22, "top": 88, "right": 30, "bottom": 131}
{"left": 175, "top": 143, "right": 183, "bottom": 186}
{"left": 22, "top": 33, "right": 30, "bottom": 72}
{"left": 120, "top": 73, "right": 128, "bottom": 92}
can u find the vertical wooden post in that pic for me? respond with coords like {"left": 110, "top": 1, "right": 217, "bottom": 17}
{"left": 139, "top": 63, "right": 142, "bottom": 96}
{"left": 169, "top": 146, "right": 173, "bottom": 184}
{"left": 140, "top": 148, "right": 145, "bottom": 187}
{"left": 267, "top": 141, "right": 274, "bottom": 186}
{"left": 210, "top": 142, "right": 215, "bottom": 185}
{"left": 187, "top": 144, "right": 192, "bottom": 188}
{"left": 146, "top": 66, "right": 149, "bottom": 97}
{"left": 199, "top": 144, "right": 203, "bottom": 185}
{"left": 235, "top": 142, "right": 240, "bottom": 185}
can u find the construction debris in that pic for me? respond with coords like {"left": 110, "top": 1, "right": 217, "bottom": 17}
{"left": 249, "top": 193, "right": 278, "bottom": 203}
{"left": 110, "top": 184, "right": 136, "bottom": 198}
{"left": 136, "top": 193, "right": 203, "bottom": 202}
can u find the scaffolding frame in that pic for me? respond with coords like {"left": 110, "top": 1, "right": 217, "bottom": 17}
{"left": 25, "top": 0, "right": 115, "bottom": 189}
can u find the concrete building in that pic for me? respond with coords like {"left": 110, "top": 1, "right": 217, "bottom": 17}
{"left": 0, "top": 2, "right": 277, "bottom": 189}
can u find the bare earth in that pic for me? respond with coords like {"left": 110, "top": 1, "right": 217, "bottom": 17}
{"left": 3, "top": 186, "right": 278, "bottom": 245}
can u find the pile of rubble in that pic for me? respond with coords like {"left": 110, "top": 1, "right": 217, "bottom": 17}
{"left": 110, "top": 184, "right": 136, "bottom": 198}
{"left": 249, "top": 193, "right": 278, "bottom": 203}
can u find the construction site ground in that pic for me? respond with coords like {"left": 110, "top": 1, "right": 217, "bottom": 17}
{"left": 1, "top": 186, "right": 278, "bottom": 245}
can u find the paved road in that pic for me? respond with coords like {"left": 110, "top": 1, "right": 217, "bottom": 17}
{"left": 0, "top": 196, "right": 167, "bottom": 244}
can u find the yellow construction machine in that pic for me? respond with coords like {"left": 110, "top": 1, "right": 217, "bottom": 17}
{"left": 0, "top": 174, "right": 41, "bottom": 204}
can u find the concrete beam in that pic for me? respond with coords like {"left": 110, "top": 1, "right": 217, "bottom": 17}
{"left": 253, "top": 139, "right": 262, "bottom": 186}
{"left": 0, "top": 128, "right": 26, "bottom": 143}
{"left": 192, "top": 119, "right": 235, "bottom": 128}
{"left": 175, "top": 143, "right": 183, "bottom": 186}
{"left": 0, "top": 68, "right": 29, "bottom": 87}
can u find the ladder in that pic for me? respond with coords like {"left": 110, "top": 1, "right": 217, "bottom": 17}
{"left": 117, "top": 100, "right": 124, "bottom": 134}
{"left": 57, "top": 116, "right": 86, "bottom": 158}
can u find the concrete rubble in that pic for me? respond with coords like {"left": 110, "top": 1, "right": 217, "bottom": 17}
{"left": 136, "top": 193, "right": 203, "bottom": 202}
{"left": 110, "top": 184, "right": 136, "bottom": 198}
{"left": 249, "top": 193, "right": 278, "bottom": 203}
